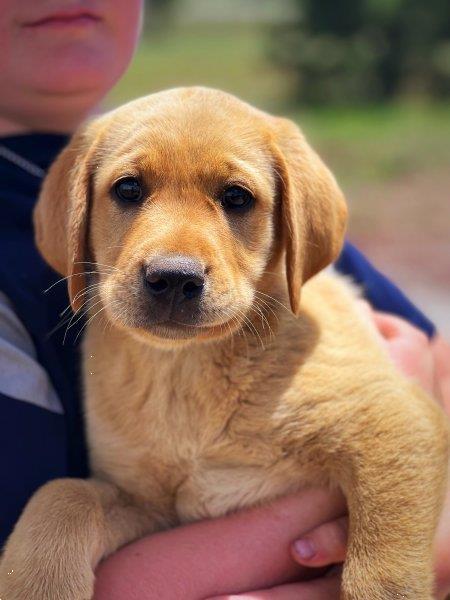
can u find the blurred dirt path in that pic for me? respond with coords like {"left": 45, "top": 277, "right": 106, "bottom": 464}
{"left": 347, "top": 168, "right": 450, "bottom": 338}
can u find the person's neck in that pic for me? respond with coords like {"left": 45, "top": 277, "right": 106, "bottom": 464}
{"left": 0, "top": 116, "right": 33, "bottom": 136}
{"left": 0, "top": 115, "right": 77, "bottom": 137}
{"left": 0, "top": 104, "right": 102, "bottom": 137}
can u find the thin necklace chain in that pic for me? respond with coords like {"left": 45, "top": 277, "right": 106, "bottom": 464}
{"left": 0, "top": 143, "right": 46, "bottom": 179}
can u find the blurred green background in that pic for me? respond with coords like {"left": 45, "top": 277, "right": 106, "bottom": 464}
{"left": 107, "top": 0, "right": 450, "bottom": 334}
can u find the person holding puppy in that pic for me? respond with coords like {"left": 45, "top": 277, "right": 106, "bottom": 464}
{"left": 0, "top": 1, "right": 449, "bottom": 598}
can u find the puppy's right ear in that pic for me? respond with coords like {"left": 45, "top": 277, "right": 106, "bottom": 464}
{"left": 270, "top": 117, "right": 347, "bottom": 315}
{"left": 34, "top": 125, "right": 98, "bottom": 311}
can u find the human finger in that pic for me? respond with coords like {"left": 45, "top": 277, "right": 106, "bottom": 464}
{"left": 291, "top": 516, "right": 348, "bottom": 568}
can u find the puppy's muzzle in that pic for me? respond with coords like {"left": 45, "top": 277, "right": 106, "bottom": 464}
{"left": 143, "top": 255, "right": 205, "bottom": 323}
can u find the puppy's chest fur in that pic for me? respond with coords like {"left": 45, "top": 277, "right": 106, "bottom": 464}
{"left": 84, "top": 276, "right": 384, "bottom": 526}
{"left": 84, "top": 317, "right": 327, "bottom": 524}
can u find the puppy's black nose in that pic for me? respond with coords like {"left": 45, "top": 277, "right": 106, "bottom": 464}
{"left": 144, "top": 256, "right": 205, "bottom": 302}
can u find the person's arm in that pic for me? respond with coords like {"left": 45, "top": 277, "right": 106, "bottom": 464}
{"left": 94, "top": 488, "right": 345, "bottom": 600}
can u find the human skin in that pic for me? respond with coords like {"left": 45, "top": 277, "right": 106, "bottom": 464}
{"left": 0, "top": 3, "right": 448, "bottom": 598}
{"left": 0, "top": 0, "right": 143, "bottom": 134}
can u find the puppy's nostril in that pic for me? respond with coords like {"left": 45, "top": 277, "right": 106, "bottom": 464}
{"left": 144, "top": 258, "right": 205, "bottom": 302}
{"left": 182, "top": 278, "right": 204, "bottom": 299}
{"left": 146, "top": 276, "right": 169, "bottom": 295}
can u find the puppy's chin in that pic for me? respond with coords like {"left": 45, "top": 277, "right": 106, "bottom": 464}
{"left": 107, "top": 310, "right": 246, "bottom": 350}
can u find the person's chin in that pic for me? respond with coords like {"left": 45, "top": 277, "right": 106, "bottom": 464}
{"left": 15, "top": 34, "right": 129, "bottom": 98}
{"left": 24, "top": 55, "right": 122, "bottom": 100}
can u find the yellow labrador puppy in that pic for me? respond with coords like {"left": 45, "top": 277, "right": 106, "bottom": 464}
{"left": 0, "top": 88, "right": 448, "bottom": 600}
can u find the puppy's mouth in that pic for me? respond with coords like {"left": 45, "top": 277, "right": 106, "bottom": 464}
{"left": 114, "top": 305, "right": 243, "bottom": 343}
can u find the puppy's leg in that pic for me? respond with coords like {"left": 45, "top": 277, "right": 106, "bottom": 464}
{"left": 0, "top": 478, "right": 159, "bottom": 600}
{"left": 334, "top": 386, "right": 449, "bottom": 600}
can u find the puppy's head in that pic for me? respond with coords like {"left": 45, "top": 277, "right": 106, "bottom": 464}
{"left": 35, "top": 87, "right": 347, "bottom": 347}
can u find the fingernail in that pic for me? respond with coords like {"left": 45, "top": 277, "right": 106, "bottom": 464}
{"left": 294, "top": 538, "right": 315, "bottom": 559}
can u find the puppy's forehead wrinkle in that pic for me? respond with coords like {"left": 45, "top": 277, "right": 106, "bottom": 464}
{"left": 94, "top": 91, "right": 276, "bottom": 183}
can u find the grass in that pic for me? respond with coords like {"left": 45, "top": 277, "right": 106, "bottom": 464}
{"left": 107, "top": 24, "right": 292, "bottom": 111}
{"left": 107, "top": 24, "right": 450, "bottom": 187}
{"left": 295, "top": 103, "right": 450, "bottom": 185}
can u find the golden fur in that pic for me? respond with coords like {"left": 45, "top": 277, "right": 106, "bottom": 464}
{"left": 0, "top": 88, "right": 448, "bottom": 599}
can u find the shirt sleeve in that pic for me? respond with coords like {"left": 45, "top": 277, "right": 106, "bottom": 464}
{"left": 335, "top": 242, "right": 436, "bottom": 338}
{"left": 0, "top": 292, "right": 68, "bottom": 548}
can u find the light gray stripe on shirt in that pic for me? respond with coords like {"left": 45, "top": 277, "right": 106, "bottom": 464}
{"left": 0, "top": 291, "right": 63, "bottom": 413}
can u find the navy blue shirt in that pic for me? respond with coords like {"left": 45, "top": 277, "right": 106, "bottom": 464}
{"left": 0, "top": 135, "right": 88, "bottom": 547}
{"left": 335, "top": 245, "right": 435, "bottom": 338}
{"left": 0, "top": 133, "right": 435, "bottom": 549}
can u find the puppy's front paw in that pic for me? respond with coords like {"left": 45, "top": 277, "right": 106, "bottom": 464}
{"left": 0, "top": 478, "right": 110, "bottom": 600}
{"left": 0, "top": 555, "right": 95, "bottom": 600}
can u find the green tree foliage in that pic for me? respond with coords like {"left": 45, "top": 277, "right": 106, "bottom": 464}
{"left": 144, "top": 0, "right": 177, "bottom": 29}
{"left": 271, "top": 0, "right": 450, "bottom": 104}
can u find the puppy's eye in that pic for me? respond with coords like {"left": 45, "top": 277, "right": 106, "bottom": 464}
{"left": 220, "top": 185, "right": 254, "bottom": 212}
{"left": 113, "top": 177, "right": 143, "bottom": 203}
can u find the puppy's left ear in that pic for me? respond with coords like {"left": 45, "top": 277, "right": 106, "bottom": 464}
{"left": 271, "top": 117, "right": 348, "bottom": 315}
{"left": 34, "top": 122, "right": 101, "bottom": 312}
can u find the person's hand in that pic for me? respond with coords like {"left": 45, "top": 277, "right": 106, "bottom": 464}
{"left": 372, "top": 311, "right": 435, "bottom": 393}
{"left": 432, "top": 335, "right": 450, "bottom": 414}
{"left": 291, "top": 315, "right": 450, "bottom": 600}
